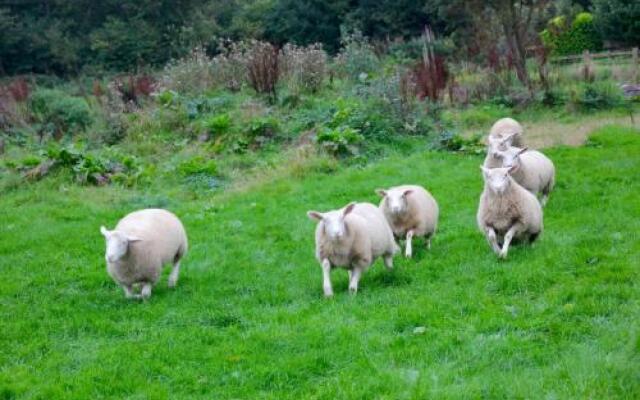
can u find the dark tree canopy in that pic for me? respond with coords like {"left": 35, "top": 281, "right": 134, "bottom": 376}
{"left": 0, "top": 0, "right": 636, "bottom": 75}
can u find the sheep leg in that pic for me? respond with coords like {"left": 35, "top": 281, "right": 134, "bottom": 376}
{"left": 383, "top": 254, "right": 394, "bottom": 270}
{"left": 426, "top": 235, "right": 432, "bottom": 250}
{"left": 122, "top": 285, "right": 138, "bottom": 299}
{"left": 499, "top": 224, "right": 521, "bottom": 259}
{"left": 168, "top": 261, "right": 181, "bottom": 288}
{"left": 484, "top": 226, "right": 501, "bottom": 255}
{"left": 348, "top": 267, "right": 363, "bottom": 294}
{"left": 321, "top": 259, "right": 333, "bottom": 297}
{"left": 541, "top": 193, "right": 549, "bottom": 207}
{"left": 405, "top": 229, "right": 415, "bottom": 258}
{"left": 140, "top": 283, "right": 153, "bottom": 299}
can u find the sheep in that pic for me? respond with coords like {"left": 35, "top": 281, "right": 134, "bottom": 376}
{"left": 99, "top": 208, "right": 188, "bottom": 299}
{"left": 376, "top": 185, "right": 439, "bottom": 258}
{"left": 484, "top": 145, "right": 555, "bottom": 206}
{"left": 307, "top": 202, "right": 400, "bottom": 296}
{"left": 477, "top": 166, "right": 543, "bottom": 259}
{"left": 488, "top": 117, "right": 524, "bottom": 148}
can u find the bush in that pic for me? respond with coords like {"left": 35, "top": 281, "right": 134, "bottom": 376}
{"left": 430, "top": 130, "right": 484, "bottom": 154}
{"left": 212, "top": 39, "right": 249, "bottom": 92}
{"left": 316, "top": 126, "right": 363, "bottom": 157}
{"left": 177, "top": 156, "right": 218, "bottom": 177}
{"left": 160, "top": 47, "right": 215, "bottom": 95}
{"left": 245, "top": 40, "right": 280, "bottom": 101}
{"left": 541, "top": 12, "right": 603, "bottom": 56}
{"left": 334, "top": 30, "right": 380, "bottom": 81}
{"left": 203, "top": 114, "right": 232, "bottom": 136}
{"left": 30, "top": 89, "right": 92, "bottom": 140}
{"left": 280, "top": 43, "right": 327, "bottom": 94}
{"left": 14, "top": 145, "right": 143, "bottom": 186}
{"left": 568, "top": 81, "right": 624, "bottom": 111}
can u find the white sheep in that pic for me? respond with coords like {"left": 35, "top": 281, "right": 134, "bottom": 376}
{"left": 488, "top": 117, "right": 524, "bottom": 148}
{"left": 376, "top": 185, "right": 438, "bottom": 258}
{"left": 484, "top": 145, "right": 555, "bottom": 206}
{"left": 307, "top": 202, "right": 400, "bottom": 296}
{"left": 477, "top": 166, "right": 543, "bottom": 258}
{"left": 100, "top": 208, "right": 188, "bottom": 299}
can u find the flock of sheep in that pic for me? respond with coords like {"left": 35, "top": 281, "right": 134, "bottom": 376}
{"left": 100, "top": 117, "right": 555, "bottom": 299}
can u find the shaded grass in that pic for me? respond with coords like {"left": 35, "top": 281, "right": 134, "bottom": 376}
{"left": 1, "top": 125, "right": 639, "bottom": 398}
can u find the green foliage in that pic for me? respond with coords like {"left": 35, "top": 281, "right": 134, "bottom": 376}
{"left": 177, "top": 155, "right": 218, "bottom": 176}
{"left": 334, "top": 30, "right": 380, "bottom": 80}
{"left": 541, "top": 12, "right": 603, "bottom": 56}
{"left": 203, "top": 114, "right": 232, "bottom": 135}
{"left": 568, "top": 81, "right": 625, "bottom": 111}
{"left": 429, "top": 130, "right": 484, "bottom": 154}
{"left": 40, "top": 145, "right": 144, "bottom": 186}
{"left": 30, "top": 89, "right": 92, "bottom": 138}
{"left": 592, "top": 0, "right": 640, "bottom": 46}
{"left": 316, "top": 126, "right": 364, "bottom": 157}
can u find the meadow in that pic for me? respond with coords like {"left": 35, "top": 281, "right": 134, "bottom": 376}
{"left": 1, "top": 124, "right": 639, "bottom": 399}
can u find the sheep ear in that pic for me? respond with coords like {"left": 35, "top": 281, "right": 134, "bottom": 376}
{"left": 501, "top": 133, "right": 514, "bottom": 145}
{"left": 343, "top": 202, "right": 357, "bottom": 217}
{"left": 403, "top": 189, "right": 413, "bottom": 197}
{"left": 100, "top": 226, "right": 111, "bottom": 238}
{"left": 375, "top": 189, "right": 387, "bottom": 197}
{"left": 480, "top": 165, "right": 490, "bottom": 173}
{"left": 126, "top": 235, "right": 142, "bottom": 242}
{"left": 508, "top": 164, "right": 519, "bottom": 174}
{"left": 307, "top": 211, "right": 323, "bottom": 221}
{"left": 517, "top": 147, "right": 528, "bottom": 156}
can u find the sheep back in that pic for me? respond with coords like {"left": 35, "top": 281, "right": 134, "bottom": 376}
{"left": 112, "top": 209, "right": 188, "bottom": 284}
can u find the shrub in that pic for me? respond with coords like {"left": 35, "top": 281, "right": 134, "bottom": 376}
{"left": 430, "top": 130, "right": 484, "bottom": 154}
{"left": 16, "top": 145, "right": 143, "bottom": 186}
{"left": 245, "top": 40, "right": 280, "bottom": 101}
{"left": 212, "top": 39, "right": 247, "bottom": 92}
{"left": 316, "top": 126, "right": 364, "bottom": 157}
{"left": 177, "top": 156, "right": 218, "bottom": 177}
{"left": 160, "top": 47, "right": 215, "bottom": 95}
{"left": 30, "top": 89, "right": 92, "bottom": 140}
{"left": 413, "top": 27, "right": 449, "bottom": 102}
{"left": 280, "top": 43, "right": 327, "bottom": 94}
{"left": 541, "top": 12, "right": 603, "bottom": 56}
{"left": 334, "top": 30, "right": 380, "bottom": 80}
{"left": 203, "top": 114, "right": 232, "bottom": 136}
{"left": 567, "top": 81, "right": 624, "bottom": 111}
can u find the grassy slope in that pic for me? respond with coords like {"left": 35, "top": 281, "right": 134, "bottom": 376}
{"left": 1, "top": 125, "right": 639, "bottom": 399}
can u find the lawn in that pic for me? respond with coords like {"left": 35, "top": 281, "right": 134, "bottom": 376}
{"left": 1, "top": 125, "right": 639, "bottom": 399}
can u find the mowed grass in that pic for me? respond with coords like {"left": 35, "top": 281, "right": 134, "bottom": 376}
{"left": 1, "top": 125, "right": 640, "bottom": 399}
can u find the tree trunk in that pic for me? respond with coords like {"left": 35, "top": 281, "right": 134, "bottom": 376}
{"left": 500, "top": 1, "right": 531, "bottom": 90}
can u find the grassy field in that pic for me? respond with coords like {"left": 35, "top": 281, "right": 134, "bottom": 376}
{"left": 1, "top": 125, "right": 640, "bottom": 399}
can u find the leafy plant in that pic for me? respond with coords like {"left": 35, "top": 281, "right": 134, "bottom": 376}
{"left": 316, "top": 126, "right": 363, "bottom": 157}
{"left": 568, "top": 82, "right": 624, "bottom": 111}
{"left": 177, "top": 156, "right": 218, "bottom": 177}
{"left": 30, "top": 89, "right": 92, "bottom": 140}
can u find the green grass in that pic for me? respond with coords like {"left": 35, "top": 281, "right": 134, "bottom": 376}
{"left": 1, "top": 125, "right": 640, "bottom": 399}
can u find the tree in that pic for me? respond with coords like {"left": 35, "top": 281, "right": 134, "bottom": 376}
{"left": 263, "top": 0, "right": 349, "bottom": 53}
{"left": 592, "top": 0, "right": 640, "bottom": 46}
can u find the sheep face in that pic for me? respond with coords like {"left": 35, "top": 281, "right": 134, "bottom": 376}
{"left": 307, "top": 203, "right": 356, "bottom": 242}
{"left": 377, "top": 188, "right": 413, "bottom": 217}
{"left": 481, "top": 166, "right": 516, "bottom": 194}
{"left": 100, "top": 226, "right": 140, "bottom": 263}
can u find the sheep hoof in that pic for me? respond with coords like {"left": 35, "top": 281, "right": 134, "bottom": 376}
{"left": 348, "top": 286, "right": 358, "bottom": 295}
